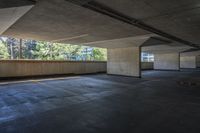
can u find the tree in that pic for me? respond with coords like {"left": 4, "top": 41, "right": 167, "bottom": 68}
{"left": 64, "top": 44, "right": 83, "bottom": 60}
{"left": 34, "top": 41, "right": 54, "bottom": 60}
{"left": 33, "top": 42, "right": 83, "bottom": 60}
{"left": 0, "top": 38, "right": 9, "bottom": 59}
{"left": 0, "top": 37, "right": 21, "bottom": 59}
{"left": 0, "top": 36, "right": 107, "bottom": 61}
{"left": 6, "top": 37, "right": 20, "bottom": 59}
{"left": 23, "top": 40, "right": 37, "bottom": 59}
{"left": 92, "top": 48, "right": 107, "bottom": 61}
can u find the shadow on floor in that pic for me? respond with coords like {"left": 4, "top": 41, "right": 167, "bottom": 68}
{"left": 0, "top": 70, "right": 200, "bottom": 133}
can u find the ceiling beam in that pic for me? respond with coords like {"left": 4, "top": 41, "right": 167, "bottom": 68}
{"left": 181, "top": 48, "right": 200, "bottom": 53}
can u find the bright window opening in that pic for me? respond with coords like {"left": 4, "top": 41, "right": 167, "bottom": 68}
{"left": 0, "top": 37, "right": 107, "bottom": 61}
{"left": 141, "top": 52, "right": 154, "bottom": 62}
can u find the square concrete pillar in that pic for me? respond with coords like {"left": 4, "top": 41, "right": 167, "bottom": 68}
{"left": 107, "top": 47, "right": 141, "bottom": 77}
{"left": 154, "top": 53, "right": 180, "bottom": 70}
{"left": 197, "top": 56, "right": 200, "bottom": 68}
{"left": 180, "top": 56, "right": 197, "bottom": 69}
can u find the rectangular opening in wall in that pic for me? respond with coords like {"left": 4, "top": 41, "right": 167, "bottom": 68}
{"left": 0, "top": 36, "right": 107, "bottom": 61}
{"left": 141, "top": 52, "right": 154, "bottom": 70}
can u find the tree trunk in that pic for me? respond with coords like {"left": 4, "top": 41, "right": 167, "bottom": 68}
{"left": 19, "top": 39, "right": 23, "bottom": 59}
{"left": 10, "top": 43, "right": 13, "bottom": 59}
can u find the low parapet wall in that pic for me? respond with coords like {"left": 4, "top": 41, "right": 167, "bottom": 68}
{"left": 196, "top": 56, "right": 200, "bottom": 68}
{"left": 0, "top": 60, "right": 106, "bottom": 78}
{"left": 141, "top": 62, "right": 154, "bottom": 70}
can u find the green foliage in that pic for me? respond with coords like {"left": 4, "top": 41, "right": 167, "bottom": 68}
{"left": 0, "top": 40, "right": 9, "bottom": 59}
{"left": 93, "top": 48, "right": 107, "bottom": 61}
{"left": 0, "top": 37, "right": 107, "bottom": 61}
{"left": 23, "top": 40, "right": 37, "bottom": 59}
{"left": 34, "top": 42, "right": 83, "bottom": 60}
{"left": 0, "top": 37, "right": 20, "bottom": 59}
{"left": 63, "top": 44, "right": 83, "bottom": 60}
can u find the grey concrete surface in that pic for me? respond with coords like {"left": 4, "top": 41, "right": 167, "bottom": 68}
{"left": 180, "top": 56, "right": 197, "bottom": 69}
{"left": 0, "top": 0, "right": 35, "bottom": 8}
{"left": 107, "top": 47, "right": 141, "bottom": 77}
{"left": 180, "top": 50, "right": 200, "bottom": 68}
{"left": 0, "top": 60, "right": 106, "bottom": 78}
{"left": 0, "top": 70, "right": 200, "bottom": 133}
{"left": 0, "top": 60, "right": 154, "bottom": 78}
{"left": 2, "top": 0, "right": 149, "bottom": 45}
{"left": 181, "top": 50, "right": 200, "bottom": 57}
{"left": 1, "top": 0, "right": 200, "bottom": 50}
{"left": 0, "top": 5, "right": 33, "bottom": 35}
{"left": 154, "top": 53, "right": 180, "bottom": 70}
{"left": 141, "top": 62, "right": 154, "bottom": 70}
{"left": 84, "top": 34, "right": 152, "bottom": 48}
{"left": 197, "top": 56, "right": 200, "bottom": 68}
{"left": 1, "top": 0, "right": 200, "bottom": 79}
{"left": 142, "top": 44, "right": 191, "bottom": 54}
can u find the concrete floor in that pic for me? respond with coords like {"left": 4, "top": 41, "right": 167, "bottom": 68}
{"left": 0, "top": 70, "right": 200, "bottom": 133}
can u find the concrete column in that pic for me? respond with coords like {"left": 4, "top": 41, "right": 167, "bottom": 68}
{"left": 19, "top": 39, "right": 23, "bottom": 59}
{"left": 197, "top": 56, "right": 200, "bottom": 68}
{"left": 107, "top": 46, "right": 141, "bottom": 77}
{"left": 180, "top": 56, "right": 197, "bottom": 69}
{"left": 154, "top": 53, "right": 180, "bottom": 71}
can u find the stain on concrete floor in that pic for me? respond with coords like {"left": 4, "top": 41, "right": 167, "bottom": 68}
{"left": 0, "top": 70, "right": 200, "bottom": 133}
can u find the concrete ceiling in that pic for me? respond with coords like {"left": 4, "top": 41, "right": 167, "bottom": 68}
{"left": 181, "top": 50, "right": 200, "bottom": 57}
{"left": 0, "top": 5, "right": 33, "bottom": 35}
{"left": 82, "top": 34, "right": 155, "bottom": 48}
{"left": 2, "top": 0, "right": 150, "bottom": 46}
{"left": 97, "top": 0, "right": 200, "bottom": 45}
{"left": 142, "top": 44, "right": 191, "bottom": 54}
{"left": 1, "top": 0, "right": 200, "bottom": 50}
{"left": 0, "top": 0, "right": 35, "bottom": 8}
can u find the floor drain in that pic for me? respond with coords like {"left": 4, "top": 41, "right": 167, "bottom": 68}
{"left": 177, "top": 81, "right": 198, "bottom": 87}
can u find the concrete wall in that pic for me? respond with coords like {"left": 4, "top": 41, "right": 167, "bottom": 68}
{"left": 180, "top": 56, "right": 196, "bottom": 69}
{"left": 107, "top": 47, "right": 141, "bottom": 77}
{"left": 0, "top": 60, "right": 106, "bottom": 78}
{"left": 141, "top": 62, "right": 154, "bottom": 70}
{"left": 154, "top": 53, "right": 180, "bottom": 70}
{"left": 197, "top": 56, "right": 200, "bottom": 68}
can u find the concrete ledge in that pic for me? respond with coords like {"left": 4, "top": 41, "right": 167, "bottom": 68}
{"left": 180, "top": 68, "right": 199, "bottom": 71}
{"left": 141, "top": 62, "right": 153, "bottom": 70}
{"left": 107, "top": 74, "right": 141, "bottom": 78}
{"left": 0, "top": 60, "right": 107, "bottom": 78}
{"left": 0, "top": 59, "right": 106, "bottom": 63}
{"left": 154, "top": 69, "right": 180, "bottom": 71}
